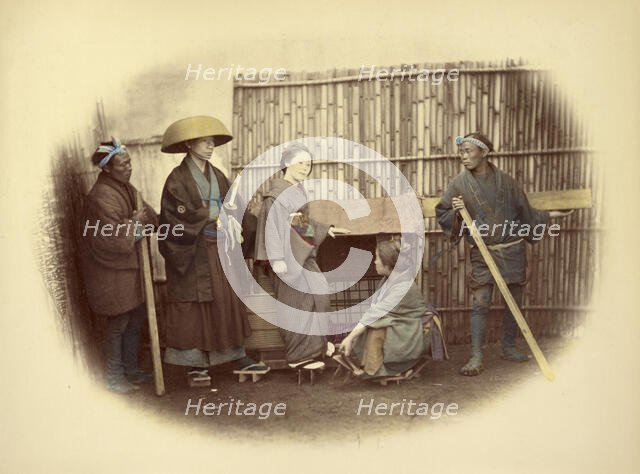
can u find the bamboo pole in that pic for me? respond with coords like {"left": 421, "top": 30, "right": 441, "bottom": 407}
{"left": 135, "top": 192, "right": 165, "bottom": 396}
{"left": 383, "top": 80, "right": 391, "bottom": 158}
{"left": 393, "top": 80, "right": 400, "bottom": 158}
{"left": 459, "top": 207, "right": 555, "bottom": 381}
{"left": 234, "top": 65, "right": 552, "bottom": 88}
{"left": 282, "top": 85, "right": 290, "bottom": 143}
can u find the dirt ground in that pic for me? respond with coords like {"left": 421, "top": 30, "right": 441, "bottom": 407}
{"left": 125, "top": 337, "right": 570, "bottom": 441}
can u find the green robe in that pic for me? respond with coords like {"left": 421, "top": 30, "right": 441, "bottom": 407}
{"left": 353, "top": 273, "right": 428, "bottom": 377}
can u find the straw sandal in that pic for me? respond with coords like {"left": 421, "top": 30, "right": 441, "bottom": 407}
{"left": 460, "top": 355, "right": 483, "bottom": 376}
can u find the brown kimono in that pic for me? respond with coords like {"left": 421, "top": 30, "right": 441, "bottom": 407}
{"left": 79, "top": 172, "right": 157, "bottom": 316}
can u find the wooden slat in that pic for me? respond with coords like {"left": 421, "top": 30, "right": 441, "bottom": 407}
{"left": 421, "top": 188, "right": 592, "bottom": 218}
{"left": 244, "top": 330, "right": 285, "bottom": 349}
{"left": 527, "top": 188, "right": 592, "bottom": 211}
{"left": 247, "top": 312, "right": 280, "bottom": 331}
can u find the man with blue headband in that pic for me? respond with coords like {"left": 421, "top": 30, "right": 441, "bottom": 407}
{"left": 80, "top": 138, "right": 158, "bottom": 393}
{"left": 436, "top": 132, "right": 570, "bottom": 376}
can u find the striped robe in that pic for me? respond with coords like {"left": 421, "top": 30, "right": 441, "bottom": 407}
{"left": 254, "top": 178, "right": 330, "bottom": 363}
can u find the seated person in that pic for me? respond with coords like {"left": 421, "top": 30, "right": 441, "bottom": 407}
{"left": 340, "top": 239, "right": 429, "bottom": 379}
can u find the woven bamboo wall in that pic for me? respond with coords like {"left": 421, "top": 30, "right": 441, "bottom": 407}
{"left": 37, "top": 106, "right": 111, "bottom": 368}
{"left": 230, "top": 59, "right": 601, "bottom": 345}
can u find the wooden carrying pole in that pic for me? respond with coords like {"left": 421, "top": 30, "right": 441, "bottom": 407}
{"left": 136, "top": 193, "right": 166, "bottom": 395}
{"left": 459, "top": 207, "right": 555, "bottom": 381}
{"left": 421, "top": 188, "right": 592, "bottom": 218}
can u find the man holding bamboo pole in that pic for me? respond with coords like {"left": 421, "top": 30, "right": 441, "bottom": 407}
{"left": 80, "top": 138, "right": 159, "bottom": 393}
{"left": 436, "top": 132, "right": 571, "bottom": 376}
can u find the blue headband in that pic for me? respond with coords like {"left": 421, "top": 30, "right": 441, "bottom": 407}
{"left": 97, "top": 137, "right": 127, "bottom": 168}
{"left": 455, "top": 136, "right": 489, "bottom": 152}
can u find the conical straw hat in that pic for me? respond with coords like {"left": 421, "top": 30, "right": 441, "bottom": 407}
{"left": 161, "top": 115, "right": 232, "bottom": 153}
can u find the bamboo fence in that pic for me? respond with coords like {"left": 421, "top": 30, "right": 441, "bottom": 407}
{"left": 230, "top": 59, "right": 601, "bottom": 345}
{"left": 40, "top": 60, "right": 601, "bottom": 353}
{"left": 37, "top": 102, "right": 112, "bottom": 367}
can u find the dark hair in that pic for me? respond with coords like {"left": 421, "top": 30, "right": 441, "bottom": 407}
{"left": 90, "top": 140, "right": 124, "bottom": 168}
{"left": 464, "top": 132, "right": 494, "bottom": 152}
{"left": 377, "top": 238, "right": 416, "bottom": 273}
{"left": 280, "top": 142, "right": 313, "bottom": 174}
{"left": 376, "top": 240, "right": 401, "bottom": 270}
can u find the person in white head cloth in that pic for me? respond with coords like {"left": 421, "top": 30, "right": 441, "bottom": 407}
{"left": 255, "top": 142, "right": 351, "bottom": 367}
